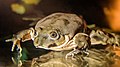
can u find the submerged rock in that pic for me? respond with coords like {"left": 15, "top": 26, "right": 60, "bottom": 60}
{"left": 30, "top": 49, "right": 115, "bottom": 67}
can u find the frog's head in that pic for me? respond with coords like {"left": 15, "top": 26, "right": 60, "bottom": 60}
{"left": 34, "top": 13, "right": 85, "bottom": 51}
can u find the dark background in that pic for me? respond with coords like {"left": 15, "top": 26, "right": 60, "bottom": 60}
{"left": 0, "top": 0, "right": 110, "bottom": 66}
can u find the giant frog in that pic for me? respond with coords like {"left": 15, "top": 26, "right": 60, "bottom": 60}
{"left": 6, "top": 13, "right": 120, "bottom": 66}
{"left": 33, "top": 13, "right": 120, "bottom": 54}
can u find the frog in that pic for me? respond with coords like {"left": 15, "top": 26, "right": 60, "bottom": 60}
{"left": 5, "top": 13, "right": 89, "bottom": 66}
{"left": 33, "top": 13, "right": 120, "bottom": 58}
{"left": 6, "top": 13, "right": 120, "bottom": 67}
{"left": 6, "top": 13, "right": 120, "bottom": 53}
{"left": 33, "top": 13, "right": 89, "bottom": 55}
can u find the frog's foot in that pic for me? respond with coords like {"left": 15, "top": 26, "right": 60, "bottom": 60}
{"left": 65, "top": 49, "right": 89, "bottom": 67}
{"left": 82, "top": 49, "right": 89, "bottom": 56}
{"left": 65, "top": 48, "right": 89, "bottom": 59}
{"left": 65, "top": 49, "right": 80, "bottom": 59}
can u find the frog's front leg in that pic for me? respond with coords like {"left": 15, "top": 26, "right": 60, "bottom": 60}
{"left": 66, "top": 33, "right": 90, "bottom": 59}
{"left": 6, "top": 27, "right": 35, "bottom": 51}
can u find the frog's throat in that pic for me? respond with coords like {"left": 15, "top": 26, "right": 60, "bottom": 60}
{"left": 51, "top": 35, "right": 70, "bottom": 48}
{"left": 48, "top": 35, "right": 77, "bottom": 51}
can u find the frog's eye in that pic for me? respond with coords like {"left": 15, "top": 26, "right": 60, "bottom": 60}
{"left": 50, "top": 31, "right": 57, "bottom": 38}
{"left": 49, "top": 30, "right": 59, "bottom": 40}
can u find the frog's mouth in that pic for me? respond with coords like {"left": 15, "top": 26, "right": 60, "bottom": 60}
{"left": 36, "top": 35, "right": 77, "bottom": 51}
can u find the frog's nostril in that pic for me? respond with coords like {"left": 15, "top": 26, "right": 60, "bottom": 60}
{"left": 48, "top": 43, "right": 57, "bottom": 48}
